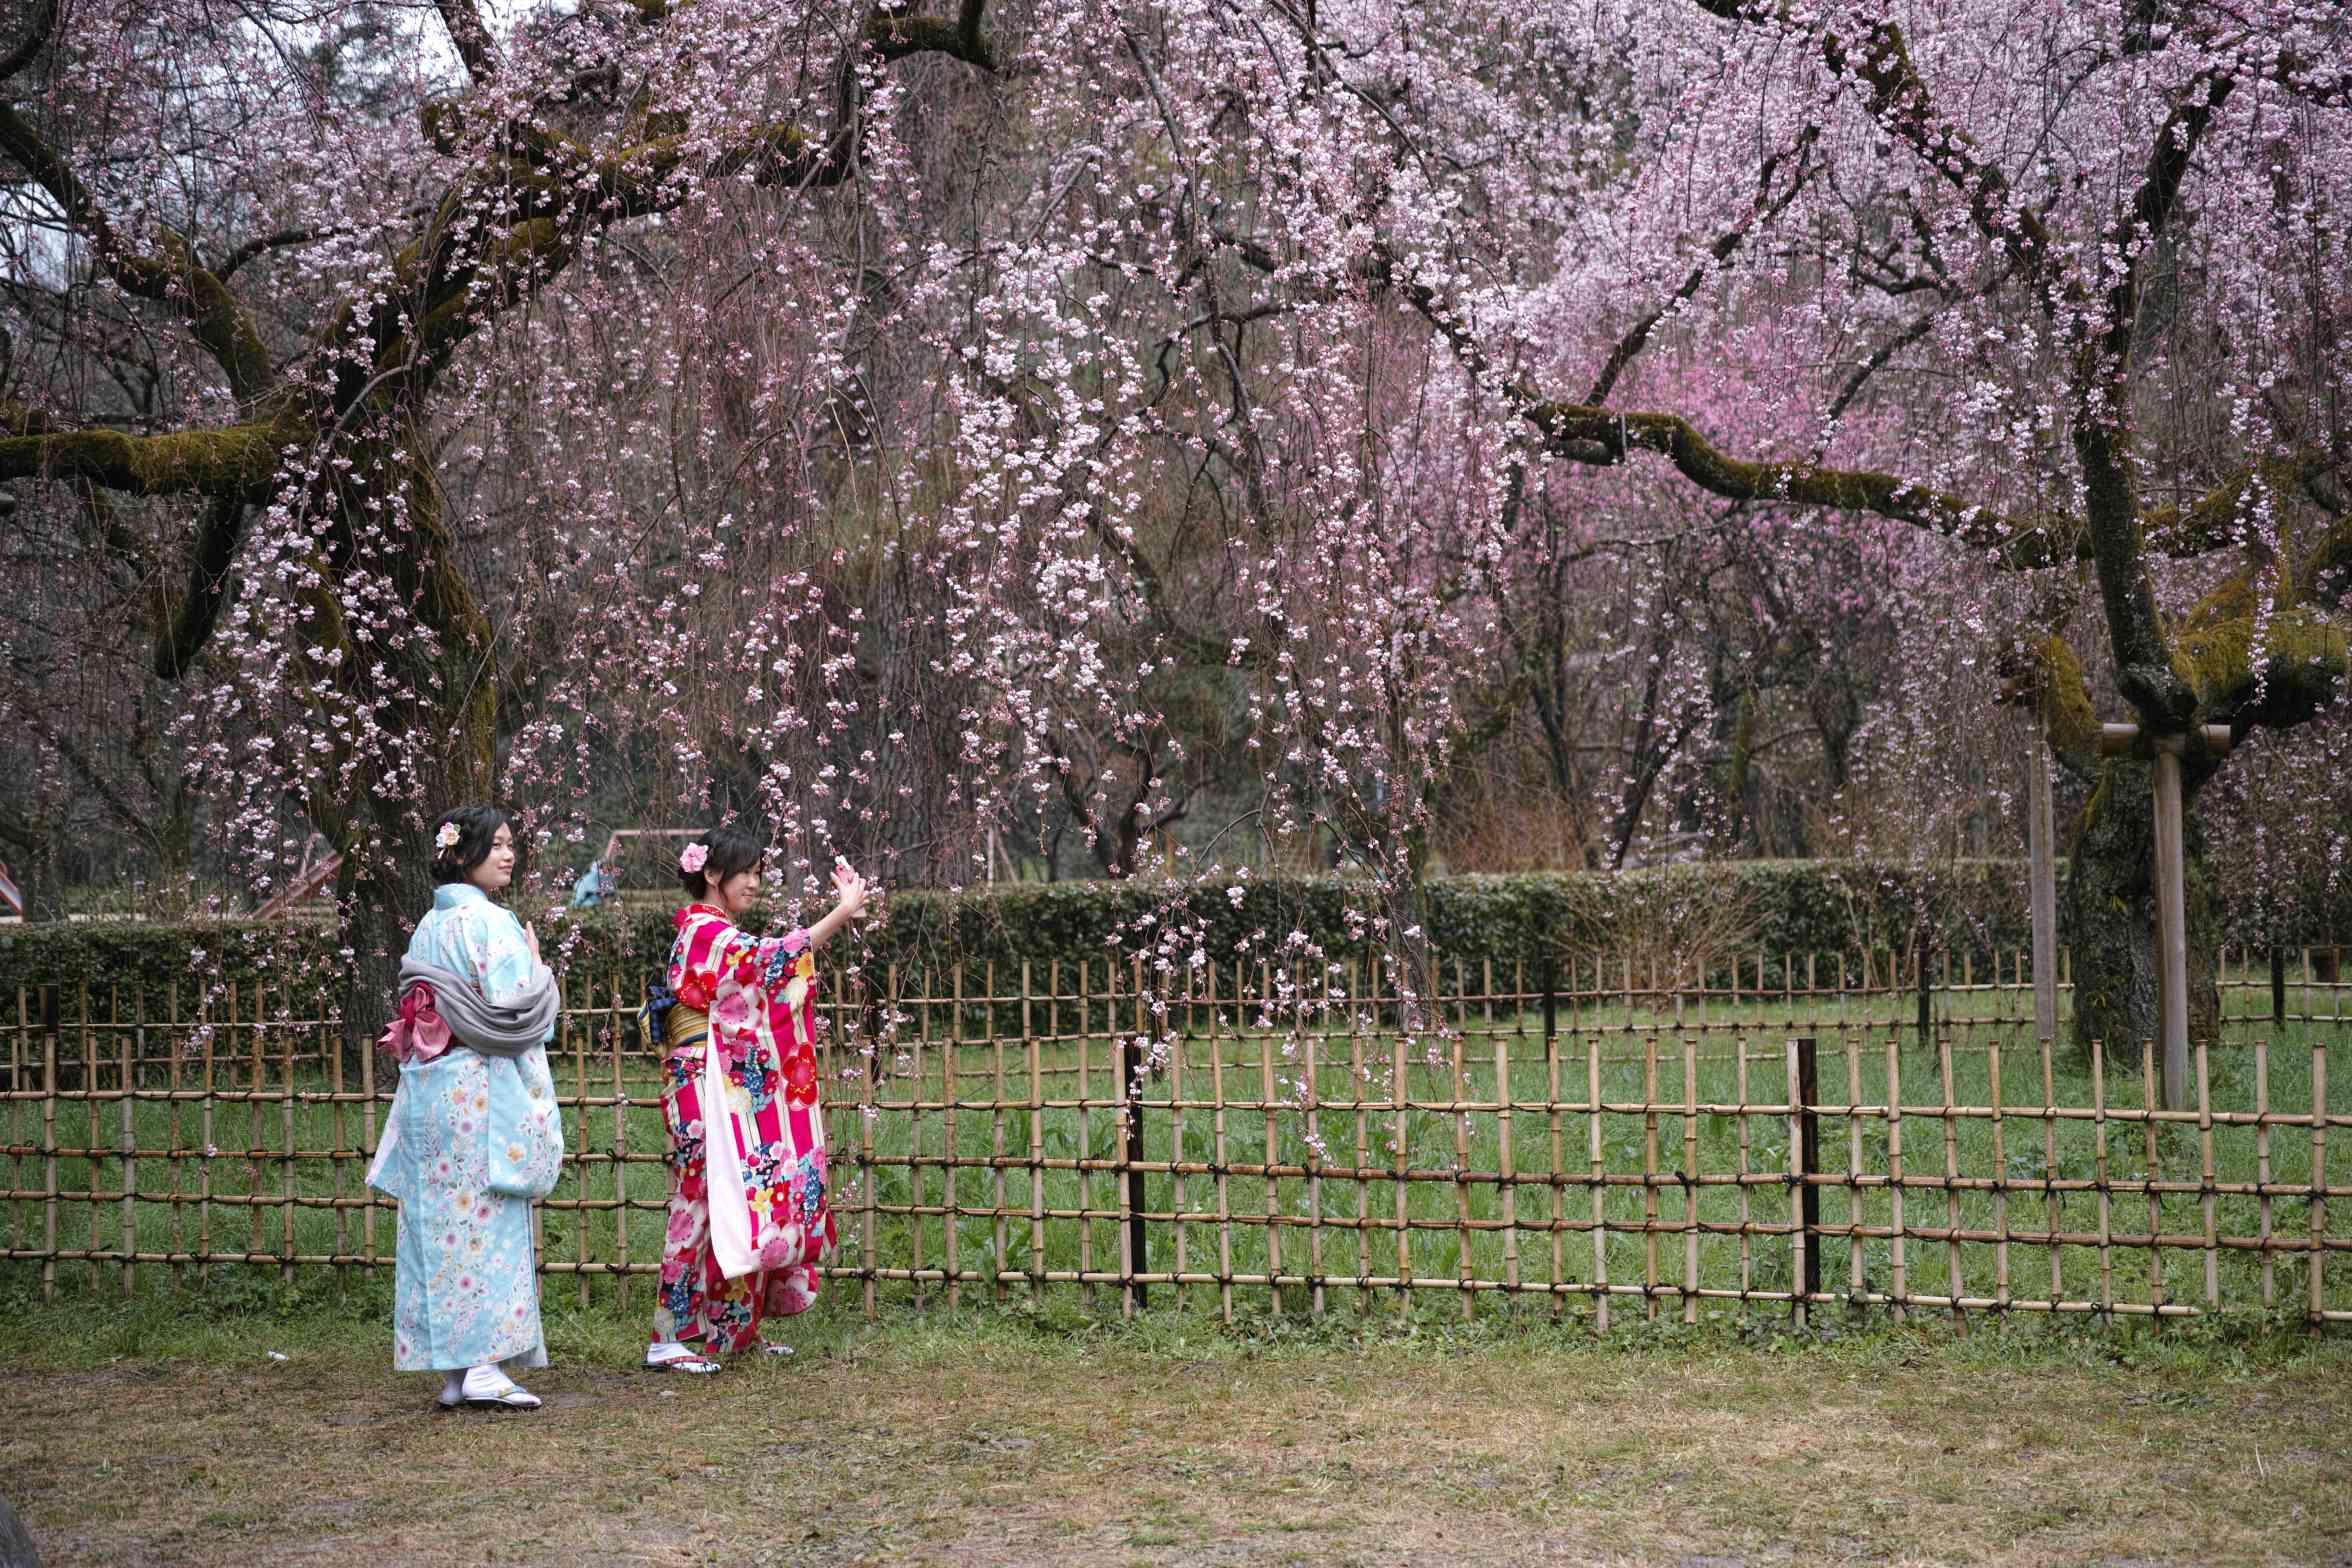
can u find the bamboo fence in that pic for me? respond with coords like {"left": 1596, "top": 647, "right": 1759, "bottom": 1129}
{"left": 1, "top": 951, "right": 2346, "bottom": 1327}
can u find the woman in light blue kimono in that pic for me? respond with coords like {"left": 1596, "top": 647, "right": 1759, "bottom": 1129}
{"left": 369, "top": 805, "right": 566, "bottom": 1410}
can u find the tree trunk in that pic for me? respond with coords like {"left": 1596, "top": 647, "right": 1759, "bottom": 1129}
{"left": 337, "top": 848, "right": 436, "bottom": 1060}
{"left": 2063, "top": 755, "right": 2221, "bottom": 1060}
{"left": 313, "top": 438, "right": 497, "bottom": 1056}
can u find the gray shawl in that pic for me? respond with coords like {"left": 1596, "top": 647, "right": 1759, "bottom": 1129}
{"left": 399, "top": 956, "right": 559, "bottom": 1059}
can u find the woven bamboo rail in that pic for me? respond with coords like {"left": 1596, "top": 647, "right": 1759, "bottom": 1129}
{"left": 1, "top": 956, "right": 2346, "bottom": 1327}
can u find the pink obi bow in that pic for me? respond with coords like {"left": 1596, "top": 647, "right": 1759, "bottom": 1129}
{"left": 377, "top": 981, "right": 452, "bottom": 1064}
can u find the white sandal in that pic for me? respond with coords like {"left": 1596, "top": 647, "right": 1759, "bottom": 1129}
{"left": 644, "top": 1341, "right": 722, "bottom": 1375}
{"left": 438, "top": 1366, "right": 543, "bottom": 1410}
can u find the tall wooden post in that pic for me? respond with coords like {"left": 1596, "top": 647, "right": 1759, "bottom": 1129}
{"left": 2149, "top": 741, "right": 2189, "bottom": 1112}
{"left": 2097, "top": 722, "right": 2231, "bottom": 1112}
{"left": 2026, "top": 726, "right": 2058, "bottom": 1042}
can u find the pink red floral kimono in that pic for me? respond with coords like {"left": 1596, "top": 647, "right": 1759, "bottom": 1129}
{"left": 652, "top": 903, "right": 836, "bottom": 1352}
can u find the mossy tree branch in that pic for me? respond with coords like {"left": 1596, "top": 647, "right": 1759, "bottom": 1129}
{"left": 0, "top": 422, "right": 289, "bottom": 496}
{"left": 0, "top": 104, "right": 279, "bottom": 405}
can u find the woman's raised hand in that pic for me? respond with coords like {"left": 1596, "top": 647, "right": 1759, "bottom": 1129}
{"left": 804, "top": 859, "right": 871, "bottom": 951}
{"left": 830, "top": 858, "right": 870, "bottom": 919}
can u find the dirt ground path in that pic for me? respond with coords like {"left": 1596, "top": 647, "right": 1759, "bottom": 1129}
{"left": 4, "top": 1332, "right": 2349, "bottom": 1566}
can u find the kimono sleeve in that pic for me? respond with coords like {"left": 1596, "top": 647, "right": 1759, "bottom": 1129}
{"left": 752, "top": 926, "right": 812, "bottom": 993}
{"left": 705, "top": 922, "right": 811, "bottom": 997}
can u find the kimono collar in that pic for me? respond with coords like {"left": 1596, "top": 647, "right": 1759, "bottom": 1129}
{"left": 675, "top": 901, "right": 728, "bottom": 930}
{"left": 434, "top": 882, "right": 491, "bottom": 912}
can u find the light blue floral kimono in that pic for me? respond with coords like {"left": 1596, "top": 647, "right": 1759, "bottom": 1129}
{"left": 368, "top": 883, "right": 565, "bottom": 1373}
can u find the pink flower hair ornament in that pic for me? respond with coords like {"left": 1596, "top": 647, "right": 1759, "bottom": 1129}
{"left": 434, "top": 822, "right": 461, "bottom": 852}
{"left": 679, "top": 842, "right": 709, "bottom": 875}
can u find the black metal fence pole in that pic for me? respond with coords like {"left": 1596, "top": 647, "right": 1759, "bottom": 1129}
{"left": 1796, "top": 1036, "right": 1822, "bottom": 1312}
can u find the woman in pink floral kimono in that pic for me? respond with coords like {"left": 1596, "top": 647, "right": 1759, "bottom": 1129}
{"left": 641, "top": 825, "right": 867, "bottom": 1373}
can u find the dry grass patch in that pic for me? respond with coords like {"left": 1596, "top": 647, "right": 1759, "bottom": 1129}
{"left": 1, "top": 1300, "right": 2348, "bottom": 1567}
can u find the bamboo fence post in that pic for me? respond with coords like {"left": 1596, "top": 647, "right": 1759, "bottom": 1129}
{"left": 1451, "top": 1032, "right": 1472, "bottom": 1318}
{"left": 166, "top": 983, "right": 185, "bottom": 1285}
{"left": 2140, "top": 1038, "right": 2165, "bottom": 1312}
{"left": 1989, "top": 1040, "right": 2009, "bottom": 1314}
{"left": 610, "top": 971, "right": 632, "bottom": 1312}
{"left": 1734, "top": 1041, "right": 1753, "bottom": 1299}
{"left": 1305, "top": 1030, "right": 1325, "bottom": 1317}
{"left": 1886, "top": 1037, "right": 1906, "bottom": 1321}
{"left": 2093, "top": 1040, "right": 2114, "bottom": 1320}
{"left": 40, "top": 1001, "right": 57, "bottom": 1301}
{"left": 1027, "top": 965, "right": 1045, "bottom": 1301}
{"left": 1129, "top": 957, "right": 1152, "bottom": 1306}
{"left": 82, "top": 985, "right": 99, "bottom": 1290}
{"left": 118, "top": 991, "right": 135, "bottom": 1294}
{"left": 1680, "top": 1034, "right": 1699, "bottom": 1324}
{"left": 1641, "top": 1036, "right": 1660, "bottom": 1319}
{"left": 1077, "top": 961, "right": 1095, "bottom": 1309}
{"left": 2310, "top": 1043, "right": 2328, "bottom": 1330}
{"left": 198, "top": 1007, "right": 215, "bottom": 1286}
{"left": 940, "top": 968, "right": 959, "bottom": 1316}
{"left": 1587, "top": 1031, "right": 1609, "bottom": 1332}
{"left": 914, "top": 971, "right": 933, "bottom": 1312}
{"left": 1916, "top": 940, "right": 1932, "bottom": 1053}
{"left": 1210, "top": 971, "right": 1233, "bottom": 1324}
{"left": 1731, "top": 1043, "right": 1749, "bottom": 1297}
{"left": 2041, "top": 1035, "right": 2061, "bottom": 1309}
{"left": 564, "top": 993, "right": 584, "bottom": 1306}
{"left": 2196, "top": 1040, "right": 2218, "bottom": 1310}
{"left": 330, "top": 983, "right": 351, "bottom": 1279}
{"left": 1128, "top": 1001, "right": 1147, "bottom": 1316}
{"left": 6, "top": 992, "right": 19, "bottom": 1261}
{"left": 1392, "top": 1025, "right": 1410, "bottom": 1321}
{"left": 2256, "top": 1040, "right": 2274, "bottom": 1309}
{"left": 241, "top": 983, "right": 262, "bottom": 1272}
{"left": 1545, "top": 983, "right": 1566, "bottom": 1319}
{"left": 358, "top": 988, "right": 380, "bottom": 1276}
{"left": 1351, "top": 981, "right": 1371, "bottom": 1311}
{"left": 1845, "top": 1036, "right": 1865, "bottom": 1303}
{"left": 1170, "top": 967, "right": 1188, "bottom": 1312}
{"left": 860, "top": 992, "right": 877, "bottom": 1322}
{"left": 1938, "top": 1037, "right": 1962, "bottom": 1325}
{"left": 279, "top": 993, "right": 297, "bottom": 1284}
{"left": 1259, "top": 1004, "right": 1281, "bottom": 1315}
{"left": 1497, "top": 1030, "right": 1519, "bottom": 1310}
{"left": 989, "top": 963, "right": 1009, "bottom": 1307}
{"left": 1051, "top": 960, "right": 1073, "bottom": 1304}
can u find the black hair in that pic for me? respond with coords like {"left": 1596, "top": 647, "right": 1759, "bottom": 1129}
{"left": 430, "top": 805, "right": 512, "bottom": 886}
{"left": 679, "top": 824, "right": 765, "bottom": 899}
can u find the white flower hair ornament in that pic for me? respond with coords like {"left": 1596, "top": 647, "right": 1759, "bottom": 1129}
{"left": 679, "top": 842, "right": 709, "bottom": 875}
{"left": 434, "top": 822, "right": 462, "bottom": 853}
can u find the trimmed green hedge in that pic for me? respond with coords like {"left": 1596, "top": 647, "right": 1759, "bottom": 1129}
{"left": 0, "top": 862, "right": 2056, "bottom": 1004}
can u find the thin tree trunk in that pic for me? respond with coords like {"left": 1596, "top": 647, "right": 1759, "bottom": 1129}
{"left": 2064, "top": 755, "right": 2220, "bottom": 1058}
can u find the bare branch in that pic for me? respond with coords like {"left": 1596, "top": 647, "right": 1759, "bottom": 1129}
{"left": 154, "top": 493, "right": 250, "bottom": 679}
{"left": 0, "top": 0, "right": 57, "bottom": 84}
{"left": 434, "top": 0, "right": 501, "bottom": 81}
{"left": 217, "top": 226, "right": 345, "bottom": 282}
{"left": 0, "top": 104, "right": 278, "bottom": 401}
